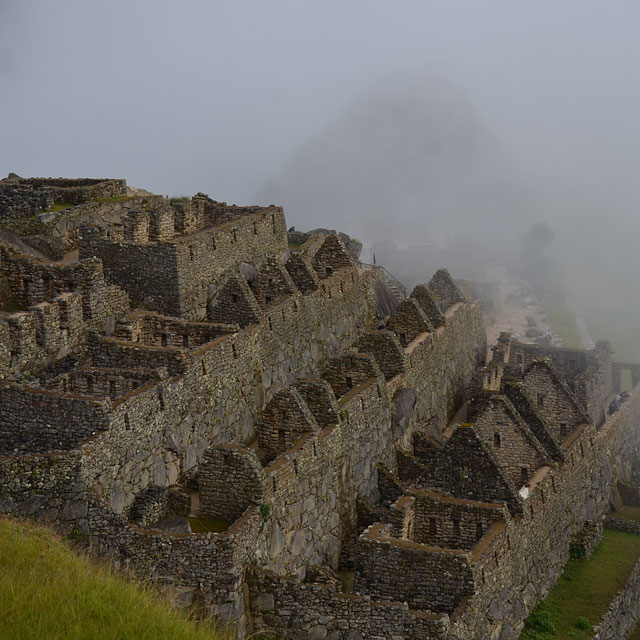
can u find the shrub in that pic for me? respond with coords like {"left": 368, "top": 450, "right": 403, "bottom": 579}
{"left": 570, "top": 543, "right": 587, "bottom": 560}
{"left": 525, "top": 610, "right": 556, "bottom": 633}
{"left": 575, "top": 616, "right": 590, "bottom": 630}
{"left": 260, "top": 503, "right": 272, "bottom": 521}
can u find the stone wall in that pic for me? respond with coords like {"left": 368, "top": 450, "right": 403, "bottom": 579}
{"left": 353, "top": 523, "right": 475, "bottom": 613}
{"left": 506, "top": 339, "right": 613, "bottom": 426}
{"left": 446, "top": 387, "right": 640, "bottom": 640}
{"left": 80, "top": 204, "right": 288, "bottom": 319}
{"left": 199, "top": 445, "right": 265, "bottom": 521}
{"left": 410, "top": 490, "right": 507, "bottom": 551}
{"left": 0, "top": 176, "right": 126, "bottom": 223}
{"left": 248, "top": 568, "right": 450, "bottom": 640}
{"left": 0, "top": 385, "right": 111, "bottom": 454}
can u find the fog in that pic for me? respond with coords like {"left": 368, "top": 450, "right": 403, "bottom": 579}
{"left": 2, "top": 0, "right": 640, "bottom": 357}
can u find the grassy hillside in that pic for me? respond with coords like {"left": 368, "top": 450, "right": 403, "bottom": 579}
{"left": 521, "top": 528, "right": 640, "bottom": 639}
{"left": 539, "top": 298, "right": 583, "bottom": 350}
{"left": 0, "top": 518, "right": 230, "bottom": 640}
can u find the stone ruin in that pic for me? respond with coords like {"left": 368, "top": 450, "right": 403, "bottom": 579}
{"left": 0, "top": 177, "right": 640, "bottom": 639}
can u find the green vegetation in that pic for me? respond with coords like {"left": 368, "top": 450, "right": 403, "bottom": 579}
{"left": 575, "top": 616, "right": 591, "bottom": 630}
{"left": 630, "top": 622, "right": 640, "bottom": 639}
{"left": 521, "top": 528, "right": 640, "bottom": 639}
{"left": 287, "top": 241, "right": 302, "bottom": 250}
{"left": 539, "top": 298, "right": 583, "bottom": 349}
{"left": 260, "top": 503, "right": 272, "bottom": 521}
{"left": 44, "top": 201, "right": 75, "bottom": 212}
{"left": 0, "top": 518, "right": 230, "bottom": 640}
{"left": 92, "top": 195, "right": 130, "bottom": 204}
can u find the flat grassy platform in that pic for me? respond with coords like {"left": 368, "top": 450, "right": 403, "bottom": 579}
{"left": 0, "top": 518, "right": 229, "bottom": 640}
{"left": 521, "top": 528, "right": 640, "bottom": 639}
{"left": 539, "top": 298, "right": 583, "bottom": 350}
{"left": 611, "top": 505, "right": 640, "bottom": 523}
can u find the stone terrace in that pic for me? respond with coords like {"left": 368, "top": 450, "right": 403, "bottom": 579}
{"left": 1, "top": 180, "right": 640, "bottom": 640}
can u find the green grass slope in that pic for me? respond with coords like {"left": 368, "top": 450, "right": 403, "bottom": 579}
{"left": 0, "top": 518, "right": 230, "bottom": 640}
{"left": 521, "top": 528, "right": 640, "bottom": 639}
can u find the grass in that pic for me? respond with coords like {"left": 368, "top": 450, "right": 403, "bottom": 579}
{"left": 44, "top": 201, "right": 75, "bottom": 213}
{"left": 521, "top": 528, "right": 640, "bottom": 639}
{"left": 539, "top": 298, "right": 583, "bottom": 349}
{"left": 287, "top": 241, "right": 302, "bottom": 250}
{"left": 92, "top": 195, "right": 131, "bottom": 204}
{"left": 610, "top": 506, "right": 640, "bottom": 523}
{"left": 0, "top": 517, "right": 231, "bottom": 640}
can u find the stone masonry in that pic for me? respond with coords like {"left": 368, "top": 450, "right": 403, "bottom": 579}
{"left": 1, "top": 177, "right": 640, "bottom": 640}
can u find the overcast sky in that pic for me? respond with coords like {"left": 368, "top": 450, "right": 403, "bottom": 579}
{"left": 2, "top": 1, "right": 640, "bottom": 347}
{"left": 2, "top": 1, "right": 640, "bottom": 206}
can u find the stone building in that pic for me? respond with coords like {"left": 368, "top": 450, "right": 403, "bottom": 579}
{"left": 0, "top": 178, "right": 639, "bottom": 640}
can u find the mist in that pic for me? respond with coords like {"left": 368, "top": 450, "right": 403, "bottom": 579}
{"left": 2, "top": 0, "right": 640, "bottom": 357}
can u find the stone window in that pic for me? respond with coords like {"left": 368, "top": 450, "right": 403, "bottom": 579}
{"left": 124, "top": 413, "right": 131, "bottom": 429}
{"left": 253, "top": 221, "right": 258, "bottom": 235}
{"left": 476, "top": 521, "right": 483, "bottom": 538}
{"left": 232, "top": 228, "right": 237, "bottom": 243}
{"left": 326, "top": 266, "right": 333, "bottom": 277}
{"left": 429, "top": 517, "right": 437, "bottom": 535}
{"left": 537, "top": 393, "right": 545, "bottom": 408}
{"left": 86, "top": 376, "right": 94, "bottom": 394}
{"left": 158, "top": 390, "right": 165, "bottom": 410}
{"left": 560, "top": 422, "right": 568, "bottom": 437}
{"left": 452, "top": 517, "right": 461, "bottom": 537}
{"left": 268, "top": 316, "right": 273, "bottom": 330}
{"left": 232, "top": 294, "right": 238, "bottom": 304}
{"left": 109, "top": 380, "right": 116, "bottom": 397}
{"left": 494, "top": 432, "right": 501, "bottom": 448}
{"left": 580, "top": 442, "right": 585, "bottom": 457}
{"left": 231, "top": 343, "right": 238, "bottom": 359}
{"left": 278, "top": 429, "right": 286, "bottom": 451}
{"left": 265, "top": 294, "right": 272, "bottom": 305}
{"left": 183, "top": 335, "right": 189, "bottom": 348}
{"left": 161, "top": 333, "right": 168, "bottom": 347}
{"left": 517, "top": 353, "right": 524, "bottom": 365}
{"left": 212, "top": 237, "right": 217, "bottom": 250}
{"left": 345, "top": 375, "right": 353, "bottom": 389}
{"left": 189, "top": 246, "right": 195, "bottom": 261}
{"left": 520, "top": 467, "right": 529, "bottom": 485}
